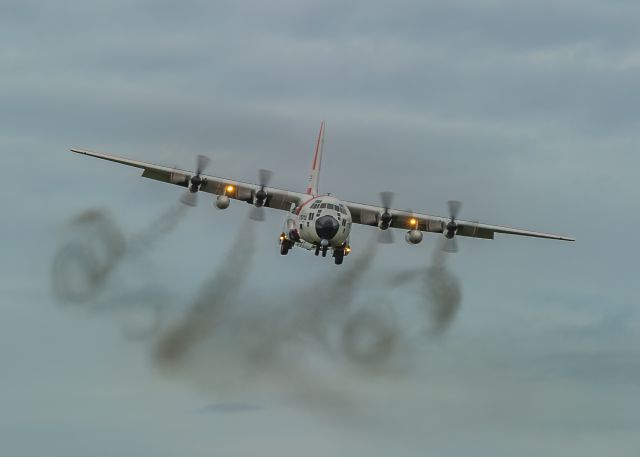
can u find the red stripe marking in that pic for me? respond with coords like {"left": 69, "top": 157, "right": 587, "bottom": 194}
{"left": 311, "top": 121, "right": 323, "bottom": 170}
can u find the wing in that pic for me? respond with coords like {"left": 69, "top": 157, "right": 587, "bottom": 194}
{"left": 70, "top": 148, "right": 308, "bottom": 212}
{"left": 344, "top": 200, "right": 574, "bottom": 242}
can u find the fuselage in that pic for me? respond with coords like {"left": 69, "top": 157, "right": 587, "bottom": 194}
{"left": 285, "top": 195, "right": 352, "bottom": 250}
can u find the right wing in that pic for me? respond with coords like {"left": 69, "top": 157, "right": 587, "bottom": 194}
{"left": 70, "top": 148, "right": 308, "bottom": 212}
{"left": 344, "top": 200, "right": 574, "bottom": 242}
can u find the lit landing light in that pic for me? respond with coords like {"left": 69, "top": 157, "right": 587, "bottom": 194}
{"left": 225, "top": 185, "right": 235, "bottom": 194}
{"left": 410, "top": 218, "right": 418, "bottom": 227}
{"left": 345, "top": 246, "right": 352, "bottom": 255}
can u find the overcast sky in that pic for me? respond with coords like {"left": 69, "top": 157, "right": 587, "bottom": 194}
{"left": 1, "top": 1, "right": 640, "bottom": 456}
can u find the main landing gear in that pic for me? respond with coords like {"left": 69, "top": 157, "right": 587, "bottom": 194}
{"left": 332, "top": 244, "right": 352, "bottom": 265}
{"left": 281, "top": 235, "right": 351, "bottom": 265}
{"left": 279, "top": 233, "right": 294, "bottom": 255}
{"left": 312, "top": 242, "right": 350, "bottom": 265}
{"left": 333, "top": 248, "right": 344, "bottom": 265}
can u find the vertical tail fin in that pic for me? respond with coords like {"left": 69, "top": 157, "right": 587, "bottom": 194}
{"left": 306, "top": 121, "right": 325, "bottom": 196}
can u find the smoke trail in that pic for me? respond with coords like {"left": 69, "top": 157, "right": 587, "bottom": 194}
{"left": 150, "top": 232, "right": 400, "bottom": 405}
{"left": 128, "top": 203, "right": 189, "bottom": 254}
{"left": 423, "top": 248, "right": 462, "bottom": 335}
{"left": 154, "top": 220, "right": 257, "bottom": 369}
{"left": 51, "top": 203, "right": 188, "bottom": 303}
{"left": 387, "top": 242, "right": 462, "bottom": 335}
{"left": 50, "top": 203, "right": 189, "bottom": 339}
{"left": 284, "top": 236, "right": 380, "bottom": 344}
{"left": 340, "top": 306, "right": 400, "bottom": 369}
{"left": 51, "top": 203, "right": 464, "bottom": 410}
{"left": 51, "top": 209, "right": 125, "bottom": 304}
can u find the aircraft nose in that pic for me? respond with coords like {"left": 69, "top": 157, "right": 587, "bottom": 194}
{"left": 315, "top": 215, "right": 340, "bottom": 240}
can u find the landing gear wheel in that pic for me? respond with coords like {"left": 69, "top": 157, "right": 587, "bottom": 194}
{"left": 333, "top": 248, "right": 345, "bottom": 265}
{"left": 280, "top": 239, "right": 293, "bottom": 256}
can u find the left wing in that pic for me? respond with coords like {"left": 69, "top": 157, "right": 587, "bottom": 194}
{"left": 70, "top": 149, "right": 308, "bottom": 212}
{"left": 344, "top": 200, "right": 574, "bottom": 242}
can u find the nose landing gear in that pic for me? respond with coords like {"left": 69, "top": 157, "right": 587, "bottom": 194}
{"left": 318, "top": 239, "right": 329, "bottom": 257}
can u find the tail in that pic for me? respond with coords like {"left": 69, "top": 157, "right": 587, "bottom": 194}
{"left": 306, "top": 121, "right": 325, "bottom": 196}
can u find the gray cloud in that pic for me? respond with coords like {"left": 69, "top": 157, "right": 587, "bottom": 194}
{"left": 193, "top": 402, "right": 263, "bottom": 414}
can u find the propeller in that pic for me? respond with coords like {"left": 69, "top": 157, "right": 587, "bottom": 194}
{"left": 249, "top": 169, "right": 274, "bottom": 221}
{"left": 377, "top": 191, "right": 394, "bottom": 244}
{"left": 443, "top": 200, "right": 462, "bottom": 253}
{"left": 177, "top": 155, "right": 210, "bottom": 207}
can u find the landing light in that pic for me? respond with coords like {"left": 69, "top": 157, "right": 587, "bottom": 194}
{"left": 345, "top": 246, "right": 351, "bottom": 254}
{"left": 226, "top": 185, "right": 235, "bottom": 193}
{"left": 410, "top": 218, "right": 417, "bottom": 226}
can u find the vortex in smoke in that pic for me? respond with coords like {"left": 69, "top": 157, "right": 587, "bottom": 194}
{"left": 51, "top": 204, "right": 188, "bottom": 339}
{"left": 386, "top": 246, "right": 462, "bottom": 335}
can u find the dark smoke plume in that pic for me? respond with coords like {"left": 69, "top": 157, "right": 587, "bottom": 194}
{"left": 51, "top": 209, "right": 126, "bottom": 304}
{"left": 150, "top": 231, "right": 414, "bottom": 409}
{"left": 340, "top": 307, "right": 400, "bottom": 368}
{"left": 50, "top": 203, "right": 188, "bottom": 338}
{"left": 423, "top": 248, "right": 462, "bottom": 335}
{"left": 154, "top": 232, "right": 384, "bottom": 371}
{"left": 388, "top": 241, "right": 462, "bottom": 335}
{"left": 52, "top": 202, "right": 464, "bottom": 408}
{"left": 154, "top": 220, "right": 257, "bottom": 368}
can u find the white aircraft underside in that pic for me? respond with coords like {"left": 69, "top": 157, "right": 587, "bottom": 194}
{"left": 71, "top": 122, "right": 573, "bottom": 265}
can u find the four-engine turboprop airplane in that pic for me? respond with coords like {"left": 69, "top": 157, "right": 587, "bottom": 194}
{"left": 71, "top": 122, "right": 574, "bottom": 265}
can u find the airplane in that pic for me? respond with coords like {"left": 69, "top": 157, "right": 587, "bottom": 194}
{"left": 71, "top": 121, "right": 574, "bottom": 265}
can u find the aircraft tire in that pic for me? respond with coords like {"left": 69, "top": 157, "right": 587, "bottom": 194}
{"left": 280, "top": 243, "right": 290, "bottom": 255}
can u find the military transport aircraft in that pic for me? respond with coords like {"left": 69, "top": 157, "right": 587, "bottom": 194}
{"left": 71, "top": 122, "right": 573, "bottom": 265}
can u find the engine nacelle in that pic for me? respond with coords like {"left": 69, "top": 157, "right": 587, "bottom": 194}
{"left": 254, "top": 189, "right": 267, "bottom": 207}
{"left": 444, "top": 220, "right": 458, "bottom": 239}
{"left": 215, "top": 195, "right": 230, "bottom": 209}
{"left": 378, "top": 212, "right": 392, "bottom": 230}
{"left": 405, "top": 229, "right": 423, "bottom": 245}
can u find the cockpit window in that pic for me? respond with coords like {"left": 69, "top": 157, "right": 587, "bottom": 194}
{"left": 339, "top": 205, "right": 347, "bottom": 214}
{"left": 320, "top": 203, "right": 327, "bottom": 209}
